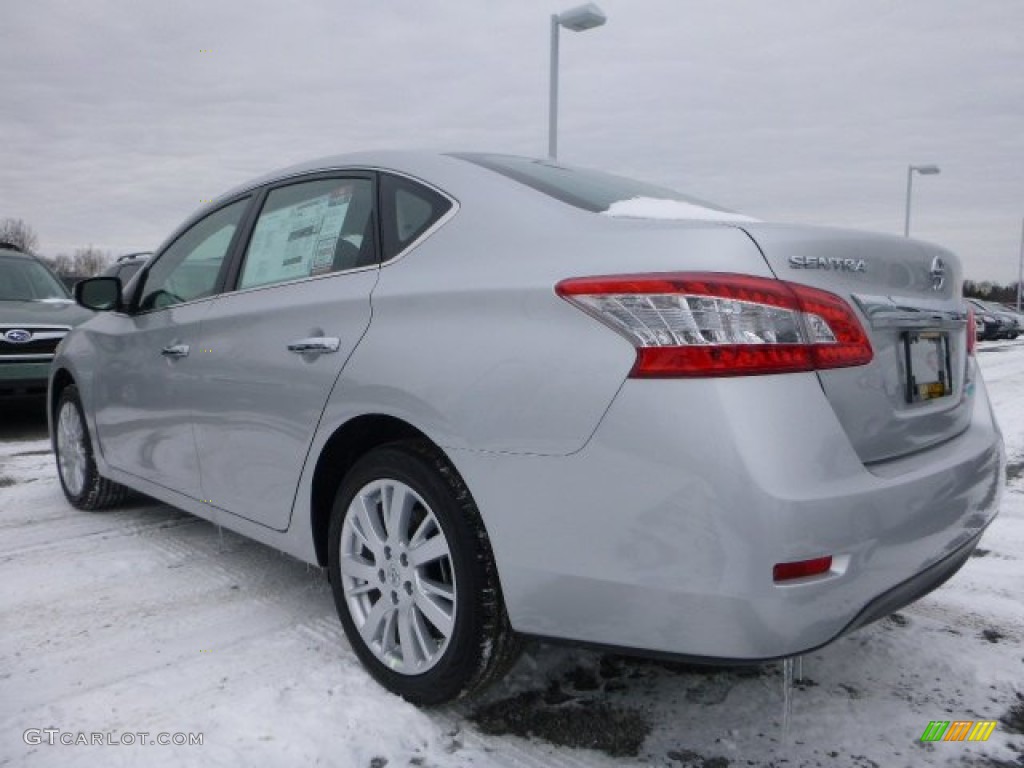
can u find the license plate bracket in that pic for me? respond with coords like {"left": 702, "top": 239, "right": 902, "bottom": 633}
{"left": 902, "top": 331, "right": 952, "bottom": 404}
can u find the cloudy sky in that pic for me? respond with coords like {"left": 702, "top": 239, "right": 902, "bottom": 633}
{"left": 2, "top": 0, "right": 1022, "bottom": 281}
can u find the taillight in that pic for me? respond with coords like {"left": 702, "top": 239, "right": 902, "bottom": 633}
{"left": 966, "top": 306, "right": 977, "bottom": 357}
{"left": 556, "top": 272, "right": 873, "bottom": 378}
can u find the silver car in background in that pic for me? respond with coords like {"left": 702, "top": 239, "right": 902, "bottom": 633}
{"left": 50, "top": 152, "right": 1003, "bottom": 705}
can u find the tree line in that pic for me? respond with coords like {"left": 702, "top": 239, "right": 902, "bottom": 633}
{"left": 963, "top": 280, "right": 1022, "bottom": 305}
{"left": 1, "top": 217, "right": 111, "bottom": 277}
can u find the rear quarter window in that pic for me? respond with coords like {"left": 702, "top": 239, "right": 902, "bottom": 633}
{"left": 379, "top": 174, "right": 453, "bottom": 261}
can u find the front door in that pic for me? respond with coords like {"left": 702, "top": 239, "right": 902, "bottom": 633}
{"left": 91, "top": 198, "right": 250, "bottom": 498}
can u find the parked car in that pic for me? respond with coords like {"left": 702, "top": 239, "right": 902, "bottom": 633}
{"left": 59, "top": 274, "right": 89, "bottom": 293}
{"left": 998, "top": 303, "right": 1024, "bottom": 336}
{"left": 978, "top": 300, "right": 1021, "bottom": 339}
{"left": 102, "top": 252, "right": 152, "bottom": 285}
{"left": 0, "top": 243, "right": 93, "bottom": 398}
{"left": 967, "top": 298, "right": 1019, "bottom": 340}
{"left": 967, "top": 299, "right": 1003, "bottom": 341}
{"left": 50, "top": 152, "right": 1003, "bottom": 705}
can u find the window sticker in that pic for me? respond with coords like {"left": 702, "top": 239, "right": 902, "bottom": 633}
{"left": 242, "top": 184, "right": 355, "bottom": 289}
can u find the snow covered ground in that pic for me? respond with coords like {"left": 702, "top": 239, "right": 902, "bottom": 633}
{"left": 1, "top": 343, "right": 1022, "bottom": 768}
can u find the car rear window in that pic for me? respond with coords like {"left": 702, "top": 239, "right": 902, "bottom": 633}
{"left": 451, "top": 152, "right": 732, "bottom": 214}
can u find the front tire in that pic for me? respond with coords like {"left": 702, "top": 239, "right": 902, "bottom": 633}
{"left": 54, "top": 384, "right": 129, "bottom": 510}
{"left": 328, "top": 441, "right": 519, "bottom": 705}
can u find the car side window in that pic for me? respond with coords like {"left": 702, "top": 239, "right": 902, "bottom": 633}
{"left": 379, "top": 174, "right": 452, "bottom": 261}
{"left": 137, "top": 199, "right": 248, "bottom": 312}
{"left": 238, "top": 178, "right": 376, "bottom": 291}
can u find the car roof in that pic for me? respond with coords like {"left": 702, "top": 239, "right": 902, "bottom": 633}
{"left": 212, "top": 151, "right": 467, "bottom": 205}
{"left": 117, "top": 252, "right": 152, "bottom": 262}
{"left": 155, "top": 151, "right": 572, "bottom": 258}
{"left": 0, "top": 246, "right": 35, "bottom": 261}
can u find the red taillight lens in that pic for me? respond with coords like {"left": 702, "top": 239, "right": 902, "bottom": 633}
{"left": 556, "top": 272, "right": 873, "bottom": 377}
{"left": 966, "top": 305, "right": 977, "bottom": 357}
{"left": 773, "top": 556, "right": 833, "bottom": 582}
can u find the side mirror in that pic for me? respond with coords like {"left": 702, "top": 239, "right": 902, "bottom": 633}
{"left": 75, "top": 277, "right": 122, "bottom": 311}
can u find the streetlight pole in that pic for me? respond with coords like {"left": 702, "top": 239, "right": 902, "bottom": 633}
{"left": 548, "top": 14, "right": 560, "bottom": 161}
{"left": 904, "top": 163, "right": 941, "bottom": 237}
{"left": 1017, "top": 216, "right": 1023, "bottom": 313}
{"left": 548, "top": 3, "right": 606, "bottom": 160}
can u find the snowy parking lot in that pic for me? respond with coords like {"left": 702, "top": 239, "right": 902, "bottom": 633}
{"left": 1, "top": 344, "right": 1022, "bottom": 768}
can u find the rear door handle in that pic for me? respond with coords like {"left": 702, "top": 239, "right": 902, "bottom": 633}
{"left": 161, "top": 343, "right": 190, "bottom": 358}
{"left": 287, "top": 336, "right": 341, "bottom": 354}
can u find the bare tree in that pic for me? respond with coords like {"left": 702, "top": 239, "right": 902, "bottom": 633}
{"left": 72, "top": 246, "right": 110, "bottom": 277}
{"left": 48, "top": 253, "right": 75, "bottom": 275}
{"left": 0, "top": 218, "right": 39, "bottom": 254}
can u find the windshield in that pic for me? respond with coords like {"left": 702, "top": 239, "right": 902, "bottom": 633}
{"left": 452, "top": 152, "right": 741, "bottom": 216}
{"left": 0, "top": 254, "right": 70, "bottom": 301}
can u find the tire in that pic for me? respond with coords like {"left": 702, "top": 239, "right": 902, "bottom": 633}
{"left": 54, "top": 384, "right": 130, "bottom": 510}
{"left": 328, "top": 440, "right": 520, "bottom": 705}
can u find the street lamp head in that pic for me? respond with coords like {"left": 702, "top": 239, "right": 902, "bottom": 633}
{"left": 557, "top": 3, "right": 607, "bottom": 32}
{"left": 911, "top": 164, "right": 941, "bottom": 175}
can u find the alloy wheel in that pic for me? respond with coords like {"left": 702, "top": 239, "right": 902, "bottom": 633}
{"left": 338, "top": 478, "right": 457, "bottom": 674}
{"left": 56, "top": 400, "right": 87, "bottom": 496}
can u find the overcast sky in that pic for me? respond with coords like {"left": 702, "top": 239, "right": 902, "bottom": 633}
{"left": 2, "top": 0, "right": 1022, "bottom": 281}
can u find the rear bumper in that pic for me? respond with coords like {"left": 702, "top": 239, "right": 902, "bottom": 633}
{"left": 839, "top": 526, "right": 982, "bottom": 636}
{"left": 450, "top": 368, "right": 1003, "bottom": 660}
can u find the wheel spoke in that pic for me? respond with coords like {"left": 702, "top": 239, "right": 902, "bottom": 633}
{"left": 359, "top": 597, "right": 394, "bottom": 647}
{"left": 413, "top": 591, "right": 453, "bottom": 637}
{"left": 339, "top": 557, "right": 378, "bottom": 584}
{"left": 380, "top": 607, "right": 399, "bottom": 658}
{"left": 397, "top": 605, "right": 421, "bottom": 672}
{"left": 410, "top": 603, "right": 436, "bottom": 659}
{"left": 383, "top": 482, "right": 416, "bottom": 544}
{"left": 344, "top": 581, "right": 378, "bottom": 597}
{"left": 418, "top": 576, "right": 454, "bottom": 602}
{"left": 354, "top": 494, "right": 387, "bottom": 549}
{"left": 407, "top": 533, "right": 448, "bottom": 567}
{"left": 408, "top": 514, "right": 435, "bottom": 548}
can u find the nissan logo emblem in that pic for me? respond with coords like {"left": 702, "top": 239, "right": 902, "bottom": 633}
{"left": 929, "top": 256, "right": 946, "bottom": 292}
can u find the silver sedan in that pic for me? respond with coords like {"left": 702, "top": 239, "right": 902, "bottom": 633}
{"left": 50, "top": 152, "right": 1003, "bottom": 705}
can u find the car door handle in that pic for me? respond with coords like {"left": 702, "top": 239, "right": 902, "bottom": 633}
{"left": 287, "top": 337, "right": 341, "bottom": 354}
{"left": 161, "top": 343, "right": 190, "bottom": 358}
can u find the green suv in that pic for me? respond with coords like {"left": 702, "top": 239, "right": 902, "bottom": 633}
{"left": 0, "top": 243, "right": 93, "bottom": 398}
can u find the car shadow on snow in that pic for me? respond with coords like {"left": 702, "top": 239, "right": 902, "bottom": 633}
{"left": 0, "top": 398, "right": 49, "bottom": 442}
{"left": 466, "top": 650, "right": 770, "bottom": 762}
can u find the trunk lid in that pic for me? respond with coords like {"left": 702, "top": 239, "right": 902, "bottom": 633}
{"left": 739, "top": 223, "right": 972, "bottom": 464}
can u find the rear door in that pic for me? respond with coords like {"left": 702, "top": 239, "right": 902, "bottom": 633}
{"left": 190, "top": 175, "right": 379, "bottom": 530}
{"left": 742, "top": 224, "right": 972, "bottom": 464}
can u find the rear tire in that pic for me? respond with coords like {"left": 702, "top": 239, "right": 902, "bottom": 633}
{"left": 54, "top": 384, "right": 130, "bottom": 510}
{"left": 328, "top": 440, "right": 520, "bottom": 705}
